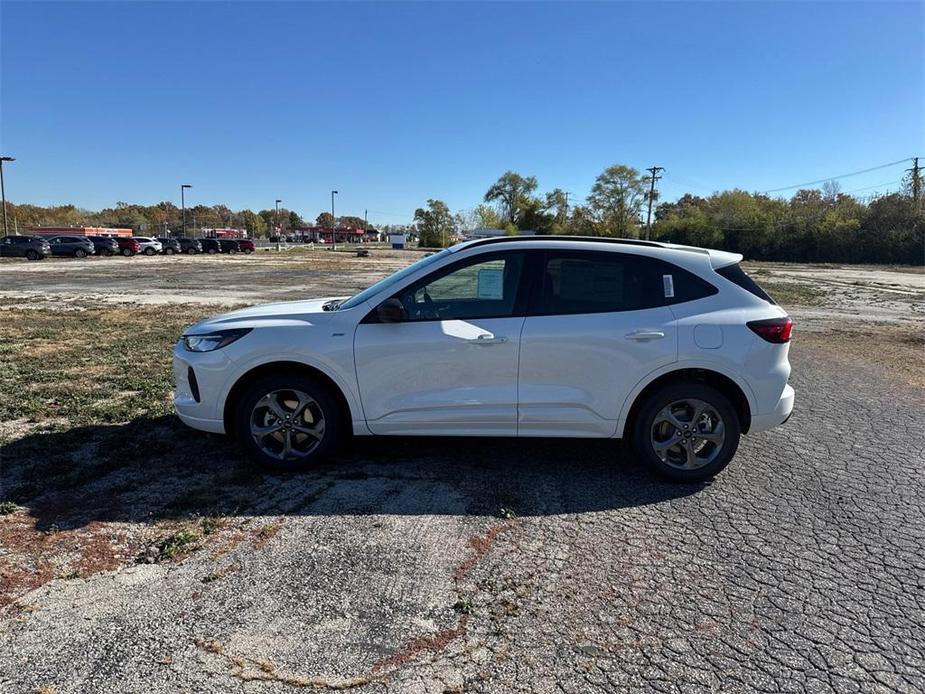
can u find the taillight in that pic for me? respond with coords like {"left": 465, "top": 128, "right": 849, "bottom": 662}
{"left": 747, "top": 317, "right": 792, "bottom": 343}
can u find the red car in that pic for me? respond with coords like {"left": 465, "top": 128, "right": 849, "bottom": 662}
{"left": 237, "top": 239, "right": 255, "bottom": 254}
{"left": 115, "top": 237, "right": 141, "bottom": 257}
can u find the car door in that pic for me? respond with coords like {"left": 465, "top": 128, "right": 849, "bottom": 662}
{"left": 517, "top": 250, "right": 679, "bottom": 437}
{"left": 0, "top": 237, "right": 13, "bottom": 257}
{"left": 354, "top": 250, "right": 529, "bottom": 436}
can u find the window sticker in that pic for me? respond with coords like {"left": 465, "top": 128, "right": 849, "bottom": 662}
{"left": 663, "top": 274, "right": 675, "bottom": 298}
{"left": 477, "top": 267, "right": 504, "bottom": 299}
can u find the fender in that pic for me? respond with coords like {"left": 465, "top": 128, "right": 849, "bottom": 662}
{"left": 612, "top": 358, "right": 758, "bottom": 438}
{"left": 222, "top": 347, "right": 371, "bottom": 435}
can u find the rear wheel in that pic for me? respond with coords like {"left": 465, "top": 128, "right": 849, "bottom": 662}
{"left": 74, "top": 248, "right": 87, "bottom": 258}
{"left": 244, "top": 248, "right": 253, "bottom": 254}
{"left": 122, "top": 248, "right": 133, "bottom": 257}
{"left": 164, "top": 247, "right": 175, "bottom": 255}
{"left": 144, "top": 247, "right": 156, "bottom": 256}
{"left": 234, "top": 374, "right": 343, "bottom": 471}
{"left": 185, "top": 247, "right": 197, "bottom": 255}
{"left": 631, "top": 382, "right": 740, "bottom": 482}
{"left": 208, "top": 248, "right": 218, "bottom": 254}
{"left": 25, "top": 249, "right": 39, "bottom": 261}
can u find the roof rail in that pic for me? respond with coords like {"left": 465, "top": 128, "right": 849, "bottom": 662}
{"left": 463, "top": 235, "right": 666, "bottom": 249}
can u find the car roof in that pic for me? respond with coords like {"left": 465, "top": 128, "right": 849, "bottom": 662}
{"left": 451, "top": 235, "right": 742, "bottom": 269}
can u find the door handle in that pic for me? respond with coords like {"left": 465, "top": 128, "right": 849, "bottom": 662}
{"left": 474, "top": 334, "right": 507, "bottom": 344}
{"left": 625, "top": 330, "right": 665, "bottom": 341}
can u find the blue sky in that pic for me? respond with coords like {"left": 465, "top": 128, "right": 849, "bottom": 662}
{"left": 1, "top": 1, "right": 922, "bottom": 225}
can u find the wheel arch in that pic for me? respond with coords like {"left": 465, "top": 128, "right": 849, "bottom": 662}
{"left": 620, "top": 367, "right": 753, "bottom": 438}
{"left": 223, "top": 360, "right": 356, "bottom": 437}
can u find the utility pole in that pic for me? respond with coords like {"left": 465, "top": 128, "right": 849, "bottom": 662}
{"left": 564, "top": 191, "right": 573, "bottom": 228}
{"left": 906, "top": 157, "right": 922, "bottom": 213}
{"left": 0, "top": 156, "right": 14, "bottom": 236}
{"left": 275, "top": 199, "right": 282, "bottom": 251}
{"left": 331, "top": 190, "right": 338, "bottom": 250}
{"left": 644, "top": 166, "right": 664, "bottom": 240}
{"left": 181, "top": 184, "right": 192, "bottom": 237}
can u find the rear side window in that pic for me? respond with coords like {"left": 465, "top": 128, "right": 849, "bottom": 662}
{"left": 716, "top": 263, "right": 775, "bottom": 304}
{"left": 533, "top": 252, "right": 716, "bottom": 315}
{"left": 541, "top": 254, "right": 660, "bottom": 314}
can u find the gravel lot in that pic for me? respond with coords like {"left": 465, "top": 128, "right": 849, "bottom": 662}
{"left": 1, "top": 250, "right": 923, "bottom": 693}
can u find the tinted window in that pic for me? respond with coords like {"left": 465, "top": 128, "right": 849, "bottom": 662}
{"left": 393, "top": 252, "right": 526, "bottom": 321}
{"left": 716, "top": 263, "right": 775, "bottom": 304}
{"left": 536, "top": 252, "right": 661, "bottom": 315}
{"left": 534, "top": 252, "right": 716, "bottom": 315}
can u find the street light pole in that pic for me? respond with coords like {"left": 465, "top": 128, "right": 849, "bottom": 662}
{"left": 0, "top": 156, "right": 15, "bottom": 236}
{"left": 275, "top": 199, "right": 282, "bottom": 251}
{"left": 181, "top": 184, "right": 192, "bottom": 237}
{"left": 331, "top": 190, "right": 338, "bottom": 250}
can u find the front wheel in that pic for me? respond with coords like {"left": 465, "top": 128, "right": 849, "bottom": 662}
{"left": 25, "top": 250, "right": 39, "bottom": 261}
{"left": 164, "top": 247, "right": 175, "bottom": 255}
{"left": 631, "top": 382, "right": 740, "bottom": 482}
{"left": 144, "top": 247, "right": 156, "bottom": 256}
{"left": 122, "top": 248, "right": 133, "bottom": 257}
{"left": 185, "top": 247, "right": 197, "bottom": 255}
{"left": 208, "top": 248, "right": 218, "bottom": 254}
{"left": 74, "top": 248, "right": 87, "bottom": 258}
{"left": 234, "top": 374, "right": 343, "bottom": 471}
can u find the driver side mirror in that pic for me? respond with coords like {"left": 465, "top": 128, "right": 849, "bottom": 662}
{"left": 377, "top": 298, "right": 406, "bottom": 323}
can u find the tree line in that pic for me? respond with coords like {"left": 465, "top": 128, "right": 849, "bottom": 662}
{"left": 5, "top": 163, "right": 922, "bottom": 264}
{"left": 413, "top": 165, "right": 923, "bottom": 264}
{"left": 2, "top": 201, "right": 374, "bottom": 238}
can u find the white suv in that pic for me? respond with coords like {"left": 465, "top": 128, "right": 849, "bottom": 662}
{"left": 133, "top": 237, "right": 163, "bottom": 256}
{"left": 173, "top": 237, "right": 794, "bottom": 481}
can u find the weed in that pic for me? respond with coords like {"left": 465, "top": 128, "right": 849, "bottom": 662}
{"left": 453, "top": 599, "right": 474, "bottom": 615}
{"left": 138, "top": 528, "right": 200, "bottom": 563}
{"left": 0, "top": 500, "right": 18, "bottom": 515}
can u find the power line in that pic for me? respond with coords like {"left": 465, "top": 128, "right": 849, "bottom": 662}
{"left": 763, "top": 158, "right": 913, "bottom": 194}
{"left": 842, "top": 179, "right": 903, "bottom": 194}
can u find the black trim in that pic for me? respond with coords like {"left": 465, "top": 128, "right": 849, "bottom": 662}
{"left": 464, "top": 235, "right": 667, "bottom": 250}
{"left": 187, "top": 367, "right": 201, "bottom": 403}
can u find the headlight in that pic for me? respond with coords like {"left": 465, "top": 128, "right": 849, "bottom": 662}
{"left": 182, "top": 328, "right": 252, "bottom": 352}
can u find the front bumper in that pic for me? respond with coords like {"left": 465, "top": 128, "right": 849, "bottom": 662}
{"left": 173, "top": 342, "right": 230, "bottom": 434}
{"left": 749, "top": 384, "right": 795, "bottom": 434}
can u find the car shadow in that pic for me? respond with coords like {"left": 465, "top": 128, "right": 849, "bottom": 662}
{"left": 1, "top": 415, "right": 705, "bottom": 531}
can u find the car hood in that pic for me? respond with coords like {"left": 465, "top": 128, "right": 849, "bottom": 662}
{"left": 184, "top": 297, "right": 350, "bottom": 333}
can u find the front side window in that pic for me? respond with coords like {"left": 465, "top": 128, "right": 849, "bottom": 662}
{"left": 394, "top": 252, "right": 526, "bottom": 321}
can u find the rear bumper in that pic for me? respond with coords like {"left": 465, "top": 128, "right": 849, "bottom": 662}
{"left": 749, "top": 384, "right": 795, "bottom": 434}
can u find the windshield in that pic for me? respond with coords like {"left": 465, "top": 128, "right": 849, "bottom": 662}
{"left": 338, "top": 249, "right": 452, "bottom": 310}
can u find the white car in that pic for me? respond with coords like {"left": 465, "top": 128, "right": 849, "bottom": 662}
{"left": 133, "top": 237, "right": 163, "bottom": 256}
{"left": 173, "top": 237, "right": 794, "bottom": 481}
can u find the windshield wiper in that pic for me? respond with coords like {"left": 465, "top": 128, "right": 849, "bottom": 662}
{"left": 322, "top": 300, "right": 342, "bottom": 311}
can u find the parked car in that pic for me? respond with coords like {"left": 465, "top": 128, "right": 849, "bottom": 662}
{"left": 115, "top": 237, "right": 141, "bottom": 257}
{"left": 157, "top": 238, "right": 182, "bottom": 255}
{"left": 0, "top": 235, "right": 51, "bottom": 260}
{"left": 237, "top": 239, "right": 256, "bottom": 254}
{"left": 88, "top": 236, "right": 120, "bottom": 256}
{"left": 218, "top": 239, "right": 240, "bottom": 254}
{"left": 177, "top": 237, "right": 203, "bottom": 255}
{"left": 199, "top": 238, "right": 221, "bottom": 254}
{"left": 133, "top": 237, "right": 163, "bottom": 256}
{"left": 174, "top": 236, "right": 794, "bottom": 482}
{"left": 46, "top": 235, "right": 96, "bottom": 258}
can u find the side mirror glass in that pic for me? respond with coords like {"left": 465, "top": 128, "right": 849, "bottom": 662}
{"left": 377, "top": 298, "right": 406, "bottom": 323}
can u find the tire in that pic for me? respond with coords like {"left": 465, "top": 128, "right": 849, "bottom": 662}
{"left": 631, "top": 381, "right": 740, "bottom": 482}
{"left": 122, "top": 248, "right": 133, "bottom": 257}
{"left": 208, "top": 248, "right": 218, "bottom": 254}
{"left": 74, "top": 248, "right": 87, "bottom": 258}
{"left": 104, "top": 250, "right": 114, "bottom": 257}
{"left": 164, "top": 247, "right": 175, "bottom": 255}
{"left": 229, "top": 248, "right": 237, "bottom": 254}
{"left": 234, "top": 374, "right": 344, "bottom": 471}
{"left": 25, "top": 250, "right": 39, "bottom": 261}
{"left": 244, "top": 248, "right": 253, "bottom": 254}
{"left": 185, "top": 247, "right": 196, "bottom": 255}
{"left": 144, "top": 247, "right": 156, "bottom": 256}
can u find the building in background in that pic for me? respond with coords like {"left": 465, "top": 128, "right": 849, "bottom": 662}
{"left": 29, "top": 226, "right": 133, "bottom": 238}
{"left": 201, "top": 227, "right": 247, "bottom": 239}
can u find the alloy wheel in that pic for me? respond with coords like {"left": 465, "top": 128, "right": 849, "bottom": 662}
{"left": 250, "top": 388, "right": 325, "bottom": 461}
{"left": 650, "top": 398, "right": 726, "bottom": 471}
